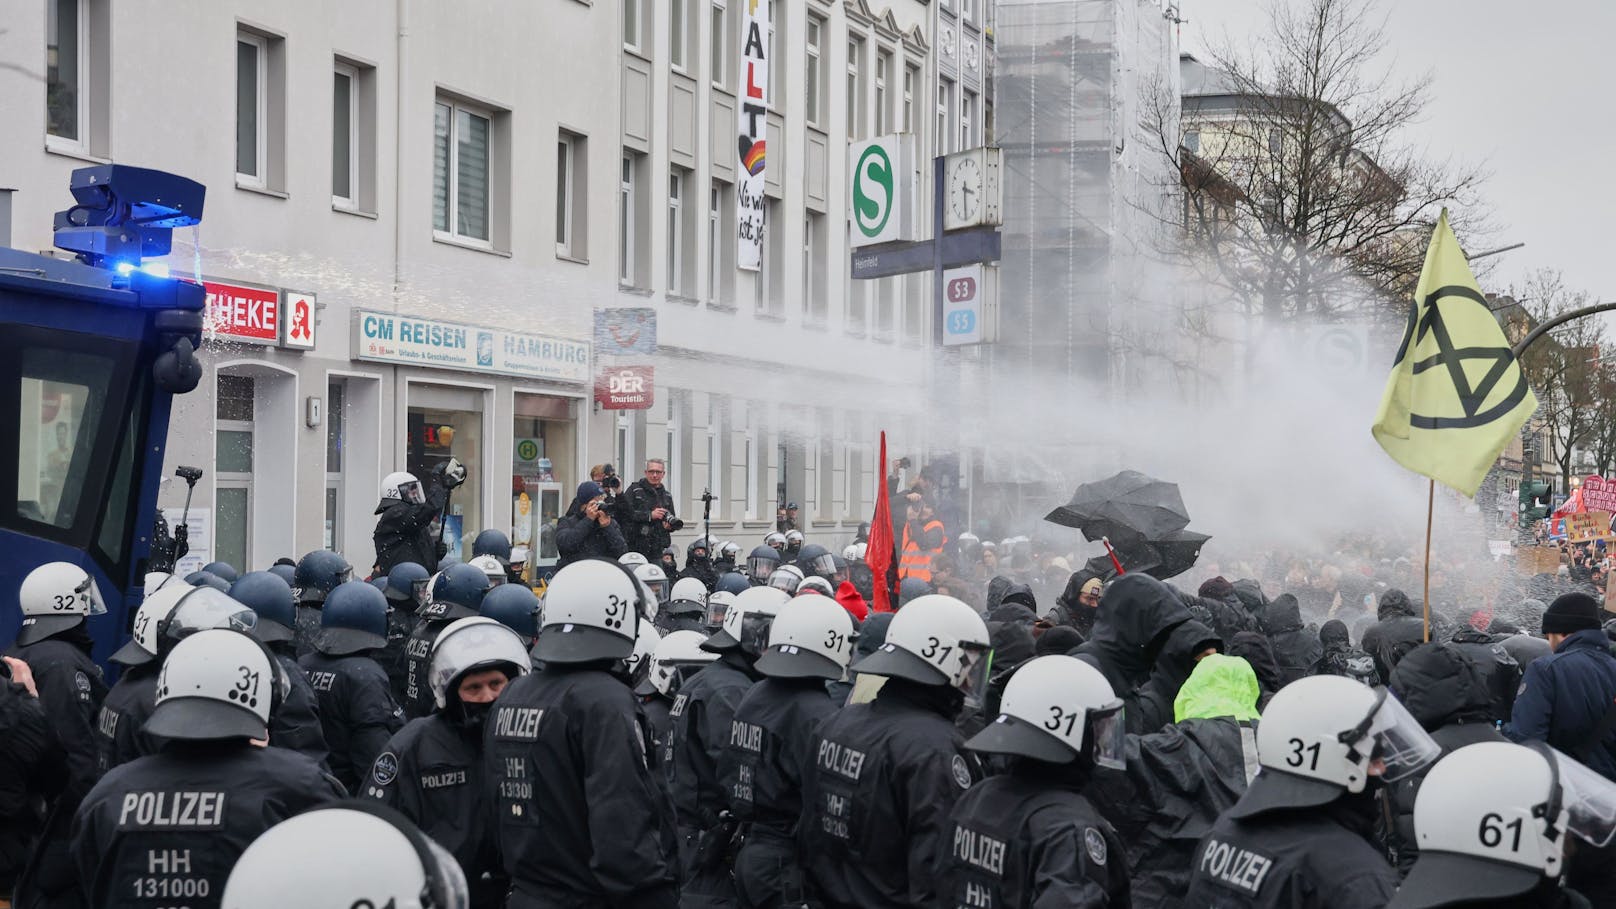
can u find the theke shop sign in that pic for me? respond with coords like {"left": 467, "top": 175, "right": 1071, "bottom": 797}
{"left": 596, "top": 366, "right": 654, "bottom": 410}
{"left": 204, "top": 280, "right": 280, "bottom": 345}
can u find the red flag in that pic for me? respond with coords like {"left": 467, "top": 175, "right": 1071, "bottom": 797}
{"left": 867, "top": 431, "right": 896, "bottom": 612}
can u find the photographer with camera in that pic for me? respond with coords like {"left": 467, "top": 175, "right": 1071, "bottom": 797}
{"left": 373, "top": 458, "right": 465, "bottom": 574}
{"left": 617, "top": 458, "right": 683, "bottom": 562}
{"left": 555, "top": 481, "right": 628, "bottom": 568}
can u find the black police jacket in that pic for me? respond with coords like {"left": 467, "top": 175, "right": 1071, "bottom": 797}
{"left": 401, "top": 607, "right": 466, "bottom": 720}
{"left": 1182, "top": 798, "right": 1398, "bottom": 908}
{"left": 664, "top": 653, "right": 759, "bottom": 829}
{"left": 642, "top": 694, "right": 673, "bottom": 755}
{"left": 95, "top": 665, "right": 159, "bottom": 775}
{"left": 6, "top": 635, "right": 106, "bottom": 802}
{"left": 940, "top": 769, "right": 1131, "bottom": 909}
{"left": 485, "top": 664, "right": 679, "bottom": 908}
{"left": 799, "top": 679, "right": 983, "bottom": 909}
{"left": 367, "top": 712, "right": 504, "bottom": 904}
{"left": 680, "top": 559, "right": 718, "bottom": 593}
{"left": 719, "top": 677, "right": 839, "bottom": 837}
{"left": 293, "top": 604, "right": 322, "bottom": 660}
{"left": 381, "top": 603, "right": 419, "bottom": 705}
{"left": 269, "top": 652, "right": 329, "bottom": 768}
{"left": 373, "top": 478, "right": 450, "bottom": 575}
{"left": 297, "top": 650, "right": 405, "bottom": 792}
{"left": 617, "top": 479, "right": 677, "bottom": 561}
{"left": 0, "top": 671, "right": 65, "bottom": 893}
{"left": 70, "top": 740, "right": 345, "bottom": 909}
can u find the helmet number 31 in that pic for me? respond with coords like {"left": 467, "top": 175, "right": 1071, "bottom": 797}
{"left": 1285, "top": 738, "right": 1321, "bottom": 772}
{"left": 1044, "top": 706, "right": 1080, "bottom": 737}
{"left": 920, "top": 636, "right": 952, "bottom": 663}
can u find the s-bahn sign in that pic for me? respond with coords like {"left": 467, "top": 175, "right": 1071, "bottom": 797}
{"left": 849, "top": 136, "right": 916, "bottom": 248}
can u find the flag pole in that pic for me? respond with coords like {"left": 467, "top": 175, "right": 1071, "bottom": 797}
{"left": 1423, "top": 479, "right": 1434, "bottom": 643}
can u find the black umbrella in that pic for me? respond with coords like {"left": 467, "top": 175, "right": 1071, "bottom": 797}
{"left": 1081, "top": 530, "right": 1210, "bottom": 582}
{"left": 1045, "top": 470, "right": 1192, "bottom": 543}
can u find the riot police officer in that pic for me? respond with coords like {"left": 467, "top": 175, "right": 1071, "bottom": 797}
{"left": 794, "top": 543, "right": 837, "bottom": 580}
{"left": 636, "top": 629, "right": 718, "bottom": 752}
{"left": 723, "top": 594, "right": 855, "bottom": 908}
{"left": 682, "top": 537, "right": 719, "bottom": 591}
{"left": 402, "top": 563, "right": 491, "bottom": 718}
{"left": 291, "top": 549, "right": 353, "bottom": 658}
{"left": 479, "top": 582, "right": 541, "bottom": 649}
{"left": 71, "top": 629, "right": 345, "bottom": 909}
{"left": 485, "top": 559, "right": 680, "bottom": 909}
{"left": 228, "top": 570, "right": 330, "bottom": 766}
{"left": 1390, "top": 741, "right": 1615, "bottom": 909}
{"left": 800, "top": 594, "right": 993, "bottom": 909}
{"left": 941, "top": 655, "right": 1132, "bottom": 908}
{"left": 374, "top": 460, "right": 465, "bottom": 575}
{"left": 664, "top": 577, "right": 711, "bottom": 634}
{"left": 298, "top": 581, "right": 407, "bottom": 792}
{"left": 223, "top": 802, "right": 470, "bottom": 908}
{"left": 367, "top": 617, "right": 529, "bottom": 908}
{"left": 379, "top": 560, "right": 431, "bottom": 701}
{"left": 473, "top": 528, "right": 522, "bottom": 584}
{"left": 1183, "top": 675, "right": 1440, "bottom": 907}
{"left": 747, "top": 545, "right": 782, "bottom": 586}
{"left": 96, "top": 581, "right": 188, "bottom": 773}
{"left": 667, "top": 586, "right": 788, "bottom": 907}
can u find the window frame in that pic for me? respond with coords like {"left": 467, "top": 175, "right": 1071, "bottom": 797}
{"left": 332, "top": 61, "right": 360, "bottom": 209}
{"left": 620, "top": 153, "right": 639, "bottom": 286}
{"left": 938, "top": 78, "right": 953, "bottom": 155}
{"left": 846, "top": 36, "right": 864, "bottom": 140}
{"left": 710, "top": 0, "right": 728, "bottom": 89}
{"left": 667, "top": 169, "right": 685, "bottom": 295}
{"left": 45, "top": 0, "right": 90, "bottom": 151}
{"left": 557, "top": 133, "right": 577, "bottom": 257}
{"left": 670, "top": 0, "right": 688, "bottom": 71}
{"left": 744, "top": 428, "right": 759, "bottom": 520}
{"left": 432, "top": 98, "right": 496, "bottom": 246}
{"left": 236, "top": 32, "right": 270, "bottom": 188}
{"left": 623, "top": 0, "right": 644, "bottom": 54}
{"left": 874, "top": 50, "right": 890, "bottom": 136}
{"left": 805, "top": 16, "right": 823, "bottom": 127}
{"left": 903, "top": 63, "right": 916, "bottom": 133}
{"left": 961, "top": 90, "right": 974, "bottom": 150}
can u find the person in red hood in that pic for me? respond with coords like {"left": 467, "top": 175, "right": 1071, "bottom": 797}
{"left": 835, "top": 580, "right": 870, "bottom": 622}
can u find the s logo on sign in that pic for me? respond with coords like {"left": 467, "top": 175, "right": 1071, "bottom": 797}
{"left": 853, "top": 145, "right": 894, "bottom": 239}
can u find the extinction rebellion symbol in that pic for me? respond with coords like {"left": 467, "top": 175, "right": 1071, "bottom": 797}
{"left": 1394, "top": 284, "right": 1531, "bottom": 430}
{"left": 853, "top": 144, "right": 894, "bottom": 239}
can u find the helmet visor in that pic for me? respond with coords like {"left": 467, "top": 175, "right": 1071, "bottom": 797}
{"left": 957, "top": 643, "right": 994, "bottom": 710}
{"left": 399, "top": 480, "right": 426, "bottom": 505}
{"left": 807, "top": 553, "right": 838, "bottom": 577}
{"left": 412, "top": 577, "right": 432, "bottom": 608}
{"left": 1363, "top": 689, "right": 1441, "bottom": 782}
{"left": 168, "top": 588, "right": 259, "bottom": 639}
{"left": 704, "top": 594, "right": 731, "bottom": 629}
{"left": 1087, "top": 701, "right": 1127, "bottom": 771}
{"left": 78, "top": 573, "right": 108, "bottom": 616}
{"left": 747, "top": 556, "right": 777, "bottom": 582}
{"left": 648, "top": 578, "right": 670, "bottom": 605}
{"left": 1553, "top": 747, "right": 1616, "bottom": 847}
{"left": 767, "top": 572, "right": 799, "bottom": 594}
{"left": 739, "top": 613, "right": 776, "bottom": 656}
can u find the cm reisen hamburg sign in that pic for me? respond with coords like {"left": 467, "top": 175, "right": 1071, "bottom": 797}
{"left": 354, "top": 311, "right": 590, "bottom": 384}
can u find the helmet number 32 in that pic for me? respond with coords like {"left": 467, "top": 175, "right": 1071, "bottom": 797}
{"left": 1479, "top": 813, "right": 1524, "bottom": 852}
{"left": 1285, "top": 738, "right": 1322, "bottom": 772}
{"left": 53, "top": 593, "right": 78, "bottom": 610}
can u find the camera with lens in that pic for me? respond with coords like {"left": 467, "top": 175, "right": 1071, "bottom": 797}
{"left": 666, "top": 516, "right": 686, "bottom": 532}
{"left": 601, "top": 464, "right": 622, "bottom": 491}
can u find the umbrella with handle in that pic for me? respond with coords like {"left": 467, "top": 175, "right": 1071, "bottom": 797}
{"left": 1079, "top": 530, "right": 1210, "bottom": 581}
{"left": 1045, "top": 470, "right": 1192, "bottom": 543}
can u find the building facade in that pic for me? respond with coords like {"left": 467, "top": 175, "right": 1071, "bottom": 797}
{"left": 1, "top": 0, "right": 980, "bottom": 577}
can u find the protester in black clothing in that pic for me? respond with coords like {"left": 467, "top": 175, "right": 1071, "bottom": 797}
{"left": 556, "top": 481, "right": 628, "bottom": 568}
{"left": 1361, "top": 588, "right": 1428, "bottom": 685}
{"left": 0, "top": 656, "right": 63, "bottom": 899}
{"left": 618, "top": 459, "right": 681, "bottom": 561}
{"left": 1261, "top": 594, "right": 1323, "bottom": 686}
{"left": 1313, "top": 619, "right": 1378, "bottom": 685}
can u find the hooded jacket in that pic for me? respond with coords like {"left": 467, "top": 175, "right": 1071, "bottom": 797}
{"left": 1193, "top": 578, "right": 1262, "bottom": 644}
{"left": 983, "top": 576, "right": 1015, "bottom": 615}
{"left": 1360, "top": 589, "right": 1428, "bottom": 685}
{"left": 1076, "top": 573, "right": 1194, "bottom": 698}
{"left": 1225, "top": 632, "right": 1284, "bottom": 711}
{"left": 1506, "top": 628, "right": 1616, "bottom": 782}
{"left": 1047, "top": 570, "right": 1102, "bottom": 638}
{"left": 1384, "top": 643, "right": 1507, "bottom": 871}
{"left": 1262, "top": 594, "right": 1323, "bottom": 686}
{"left": 834, "top": 580, "right": 870, "bottom": 622}
{"left": 1313, "top": 619, "right": 1378, "bottom": 685}
{"left": 1446, "top": 626, "right": 1522, "bottom": 724}
{"left": 998, "top": 582, "right": 1037, "bottom": 614}
{"left": 1132, "top": 619, "right": 1222, "bottom": 735}
{"left": 1088, "top": 654, "right": 1260, "bottom": 908}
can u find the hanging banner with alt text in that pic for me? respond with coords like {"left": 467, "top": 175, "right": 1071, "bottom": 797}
{"left": 736, "top": 0, "right": 769, "bottom": 271}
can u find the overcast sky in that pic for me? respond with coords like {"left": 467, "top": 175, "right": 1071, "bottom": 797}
{"left": 1179, "top": 0, "right": 1614, "bottom": 303}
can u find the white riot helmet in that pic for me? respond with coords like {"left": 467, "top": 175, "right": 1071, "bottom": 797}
{"left": 852, "top": 595, "right": 993, "bottom": 706}
{"left": 467, "top": 555, "right": 508, "bottom": 587}
{"left": 764, "top": 532, "right": 787, "bottom": 551}
{"left": 703, "top": 586, "right": 789, "bottom": 658}
{"left": 428, "top": 617, "right": 531, "bottom": 710}
{"left": 767, "top": 564, "right": 804, "bottom": 595}
{"left": 785, "top": 530, "right": 805, "bottom": 547}
{"left": 633, "top": 563, "right": 671, "bottom": 609}
{"left": 635, "top": 629, "right": 719, "bottom": 698}
{"left": 704, "top": 590, "right": 737, "bottom": 629}
{"left": 1390, "top": 742, "right": 1616, "bottom": 909}
{"left": 110, "top": 582, "right": 193, "bottom": 667}
{"left": 797, "top": 576, "right": 835, "bottom": 597}
{"left": 625, "top": 621, "right": 662, "bottom": 686}
{"left": 1238, "top": 676, "right": 1440, "bottom": 820}
{"left": 618, "top": 552, "right": 649, "bottom": 567}
{"left": 16, "top": 561, "right": 107, "bottom": 645}
{"left": 222, "top": 802, "right": 469, "bottom": 909}
{"left": 755, "top": 594, "right": 858, "bottom": 681}
{"left": 148, "top": 628, "right": 285, "bottom": 741}
{"left": 532, "top": 559, "right": 643, "bottom": 664}
{"left": 382, "top": 471, "right": 426, "bottom": 505}
{"left": 668, "top": 577, "right": 708, "bottom": 618}
{"left": 967, "top": 655, "right": 1125, "bottom": 768}
{"left": 842, "top": 542, "right": 868, "bottom": 562}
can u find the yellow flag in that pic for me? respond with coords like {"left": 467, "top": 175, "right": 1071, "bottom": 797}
{"left": 1372, "top": 210, "right": 1538, "bottom": 497}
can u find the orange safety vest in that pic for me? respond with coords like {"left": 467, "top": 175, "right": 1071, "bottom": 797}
{"left": 899, "top": 519, "right": 947, "bottom": 582}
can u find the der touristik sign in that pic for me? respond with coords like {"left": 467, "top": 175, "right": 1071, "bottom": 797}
{"left": 596, "top": 366, "right": 654, "bottom": 410}
{"left": 353, "top": 311, "right": 590, "bottom": 384}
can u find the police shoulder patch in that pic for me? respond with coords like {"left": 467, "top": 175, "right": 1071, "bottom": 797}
{"left": 1084, "top": 827, "right": 1108, "bottom": 866}
{"left": 951, "top": 754, "right": 973, "bottom": 789}
{"left": 371, "top": 751, "right": 399, "bottom": 786}
{"left": 75, "top": 671, "right": 91, "bottom": 692}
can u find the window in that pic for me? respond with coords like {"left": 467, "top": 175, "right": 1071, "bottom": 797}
{"left": 215, "top": 375, "right": 255, "bottom": 574}
{"left": 325, "top": 381, "right": 345, "bottom": 551}
{"left": 805, "top": 17, "right": 823, "bottom": 126}
{"left": 938, "top": 79, "right": 953, "bottom": 154}
{"left": 754, "top": 200, "right": 773, "bottom": 313}
{"left": 620, "top": 154, "right": 637, "bottom": 284}
{"left": 875, "top": 51, "right": 890, "bottom": 135}
{"left": 667, "top": 169, "right": 687, "bottom": 295}
{"left": 623, "top": 0, "right": 643, "bottom": 53}
{"left": 557, "top": 130, "right": 589, "bottom": 259}
{"left": 236, "top": 34, "right": 268, "bottom": 185}
{"left": 744, "top": 426, "right": 759, "bottom": 520}
{"left": 961, "top": 0, "right": 975, "bottom": 23}
{"left": 46, "top": 0, "right": 87, "bottom": 145}
{"left": 671, "top": 0, "right": 688, "bottom": 69}
{"left": 1268, "top": 128, "right": 1283, "bottom": 156}
{"left": 904, "top": 272, "right": 924, "bottom": 341}
{"left": 708, "top": 180, "right": 734, "bottom": 306}
{"left": 846, "top": 38, "right": 864, "bottom": 139}
{"left": 705, "top": 395, "right": 725, "bottom": 517}
{"left": 903, "top": 64, "right": 916, "bottom": 133}
{"left": 665, "top": 394, "right": 685, "bottom": 504}
{"left": 1184, "top": 128, "right": 1200, "bottom": 154}
{"left": 433, "top": 99, "right": 493, "bottom": 243}
{"left": 961, "top": 90, "right": 974, "bottom": 150}
{"left": 876, "top": 276, "right": 896, "bottom": 337}
{"left": 710, "top": 0, "right": 728, "bottom": 88}
{"left": 847, "top": 276, "right": 866, "bottom": 332}
{"left": 332, "top": 64, "right": 358, "bottom": 207}
{"left": 804, "top": 213, "right": 826, "bottom": 323}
